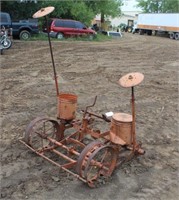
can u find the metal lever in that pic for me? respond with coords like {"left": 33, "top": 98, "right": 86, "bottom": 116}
{"left": 83, "top": 96, "right": 97, "bottom": 118}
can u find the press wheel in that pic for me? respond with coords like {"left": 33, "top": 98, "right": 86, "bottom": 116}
{"left": 76, "top": 140, "right": 102, "bottom": 177}
{"left": 77, "top": 141, "right": 118, "bottom": 187}
{"left": 24, "top": 116, "right": 61, "bottom": 151}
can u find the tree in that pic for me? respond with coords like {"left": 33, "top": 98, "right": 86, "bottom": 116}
{"left": 1, "top": 0, "right": 123, "bottom": 26}
{"left": 41, "top": 0, "right": 123, "bottom": 25}
{"left": 136, "top": 0, "right": 179, "bottom": 13}
{"left": 1, "top": 1, "right": 42, "bottom": 20}
{"left": 85, "top": 0, "right": 122, "bottom": 23}
{"left": 41, "top": 0, "right": 94, "bottom": 25}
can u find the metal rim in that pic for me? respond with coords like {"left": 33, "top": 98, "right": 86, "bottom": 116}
{"left": 76, "top": 141, "right": 118, "bottom": 187}
{"left": 76, "top": 140, "right": 102, "bottom": 177}
{"left": 57, "top": 33, "right": 64, "bottom": 40}
{"left": 88, "top": 34, "right": 94, "bottom": 40}
{"left": 169, "top": 33, "right": 174, "bottom": 39}
{"left": 24, "top": 116, "right": 61, "bottom": 150}
{"left": 2, "top": 39, "right": 12, "bottom": 49}
{"left": 20, "top": 31, "right": 30, "bottom": 40}
{"left": 175, "top": 33, "right": 179, "bottom": 40}
{"left": 84, "top": 145, "right": 117, "bottom": 187}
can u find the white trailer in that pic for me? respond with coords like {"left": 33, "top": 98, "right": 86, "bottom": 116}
{"left": 133, "top": 13, "right": 179, "bottom": 40}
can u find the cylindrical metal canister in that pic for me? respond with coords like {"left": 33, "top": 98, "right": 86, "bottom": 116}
{"left": 57, "top": 93, "right": 77, "bottom": 120}
{"left": 110, "top": 113, "right": 132, "bottom": 145}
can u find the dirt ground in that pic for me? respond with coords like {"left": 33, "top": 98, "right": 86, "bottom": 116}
{"left": 0, "top": 33, "right": 178, "bottom": 200}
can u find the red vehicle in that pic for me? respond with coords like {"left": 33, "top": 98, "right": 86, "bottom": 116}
{"left": 48, "top": 18, "right": 96, "bottom": 40}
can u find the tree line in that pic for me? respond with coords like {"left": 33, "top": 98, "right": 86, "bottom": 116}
{"left": 1, "top": 0, "right": 178, "bottom": 25}
{"left": 1, "top": 0, "right": 122, "bottom": 26}
{"left": 136, "top": 0, "right": 179, "bottom": 13}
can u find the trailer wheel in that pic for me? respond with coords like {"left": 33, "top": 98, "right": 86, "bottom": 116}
{"left": 147, "top": 30, "right": 152, "bottom": 36}
{"left": 139, "top": 29, "right": 144, "bottom": 35}
{"left": 169, "top": 33, "right": 175, "bottom": 39}
{"left": 127, "top": 27, "right": 132, "bottom": 33}
{"left": 0, "top": 48, "right": 3, "bottom": 55}
{"left": 174, "top": 33, "right": 179, "bottom": 40}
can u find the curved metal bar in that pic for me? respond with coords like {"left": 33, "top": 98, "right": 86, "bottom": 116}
{"left": 83, "top": 96, "right": 97, "bottom": 118}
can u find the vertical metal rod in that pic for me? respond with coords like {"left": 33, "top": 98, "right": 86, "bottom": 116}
{"left": 131, "top": 86, "right": 136, "bottom": 151}
{"left": 45, "top": 16, "right": 59, "bottom": 96}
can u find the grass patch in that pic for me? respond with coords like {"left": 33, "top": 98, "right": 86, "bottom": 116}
{"left": 30, "top": 32, "right": 112, "bottom": 42}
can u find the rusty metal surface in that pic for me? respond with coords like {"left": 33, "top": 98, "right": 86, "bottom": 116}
{"left": 57, "top": 93, "right": 77, "bottom": 120}
{"left": 19, "top": 139, "right": 87, "bottom": 183}
{"left": 21, "top": 79, "right": 145, "bottom": 188}
{"left": 119, "top": 72, "right": 144, "bottom": 88}
{"left": 76, "top": 140, "right": 102, "bottom": 176}
{"left": 24, "top": 116, "right": 62, "bottom": 147}
{"left": 83, "top": 144, "right": 118, "bottom": 187}
{"left": 110, "top": 113, "right": 132, "bottom": 145}
{"left": 20, "top": 6, "right": 146, "bottom": 188}
{"left": 33, "top": 6, "right": 55, "bottom": 18}
{"left": 112, "top": 113, "right": 132, "bottom": 122}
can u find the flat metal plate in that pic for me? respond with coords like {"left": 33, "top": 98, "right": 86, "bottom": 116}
{"left": 33, "top": 7, "right": 55, "bottom": 18}
{"left": 119, "top": 72, "right": 144, "bottom": 88}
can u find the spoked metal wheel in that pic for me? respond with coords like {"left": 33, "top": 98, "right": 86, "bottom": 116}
{"left": 24, "top": 116, "right": 61, "bottom": 151}
{"left": 76, "top": 141, "right": 118, "bottom": 187}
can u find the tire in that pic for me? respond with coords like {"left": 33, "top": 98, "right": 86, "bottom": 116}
{"left": 128, "top": 27, "right": 132, "bottom": 33}
{"left": 147, "top": 30, "right": 152, "bottom": 36}
{"left": 19, "top": 30, "right": 31, "bottom": 40}
{"left": 2, "top": 38, "right": 12, "bottom": 49}
{"left": 174, "top": 33, "right": 179, "bottom": 40}
{"left": 169, "top": 32, "right": 175, "bottom": 39}
{"left": 88, "top": 34, "right": 95, "bottom": 40}
{"left": 139, "top": 29, "right": 144, "bottom": 35}
{"left": 56, "top": 32, "right": 64, "bottom": 40}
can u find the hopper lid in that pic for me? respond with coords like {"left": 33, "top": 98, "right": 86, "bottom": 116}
{"left": 119, "top": 72, "right": 144, "bottom": 88}
{"left": 112, "top": 113, "right": 132, "bottom": 122}
{"left": 33, "top": 6, "right": 55, "bottom": 18}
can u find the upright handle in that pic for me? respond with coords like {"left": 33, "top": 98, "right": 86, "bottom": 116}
{"left": 45, "top": 16, "right": 59, "bottom": 96}
{"left": 131, "top": 87, "right": 136, "bottom": 151}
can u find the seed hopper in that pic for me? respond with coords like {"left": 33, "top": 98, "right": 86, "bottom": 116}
{"left": 20, "top": 7, "right": 145, "bottom": 188}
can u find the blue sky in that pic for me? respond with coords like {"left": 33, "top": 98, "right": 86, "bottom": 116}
{"left": 121, "top": 0, "right": 142, "bottom": 12}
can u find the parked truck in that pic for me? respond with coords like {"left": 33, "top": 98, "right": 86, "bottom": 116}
{"left": 132, "top": 13, "right": 179, "bottom": 40}
{"left": 0, "top": 12, "right": 39, "bottom": 40}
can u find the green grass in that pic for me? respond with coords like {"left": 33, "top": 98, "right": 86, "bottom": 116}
{"left": 30, "top": 32, "right": 112, "bottom": 42}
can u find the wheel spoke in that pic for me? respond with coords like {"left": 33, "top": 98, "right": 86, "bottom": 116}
{"left": 24, "top": 117, "right": 61, "bottom": 150}
{"left": 76, "top": 141, "right": 118, "bottom": 187}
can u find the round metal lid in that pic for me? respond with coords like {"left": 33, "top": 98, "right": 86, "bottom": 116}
{"left": 33, "top": 6, "right": 55, "bottom": 18}
{"left": 112, "top": 113, "right": 132, "bottom": 122}
{"left": 119, "top": 72, "right": 144, "bottom": 88}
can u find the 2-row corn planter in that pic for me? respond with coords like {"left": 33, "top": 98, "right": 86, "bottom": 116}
{"left": 20, "top": 7, "right": 145, "bottom": 188}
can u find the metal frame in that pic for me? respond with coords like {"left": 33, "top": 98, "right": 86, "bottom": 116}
{"left": 19, "top": 7, "right": 145, "bottom": 188}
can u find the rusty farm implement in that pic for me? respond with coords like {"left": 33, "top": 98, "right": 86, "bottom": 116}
{"left": 20, "top": 7, "right": 145, "bottom": 188}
